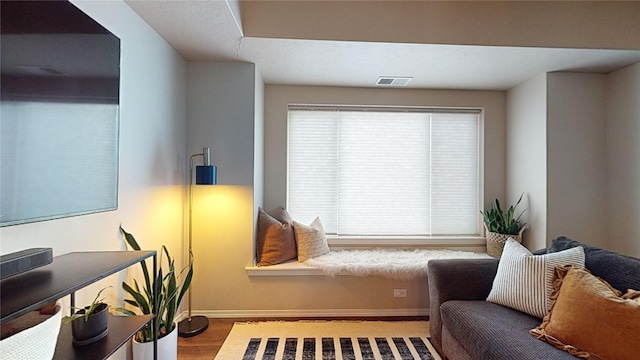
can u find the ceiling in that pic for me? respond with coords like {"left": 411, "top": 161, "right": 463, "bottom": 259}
{"left": 124, "top": 0, "right": 640, "bottom": 91}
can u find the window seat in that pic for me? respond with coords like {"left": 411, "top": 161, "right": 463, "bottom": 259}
{"left": 246, "top": 248, "right": 491, "bottom": 279}
{"left": 246, "top": 261, "right": 331, "bottom": 277}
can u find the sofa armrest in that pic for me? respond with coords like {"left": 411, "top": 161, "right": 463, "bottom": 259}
{"left": 427, "top": 258, "right": 499, "bottom": 357}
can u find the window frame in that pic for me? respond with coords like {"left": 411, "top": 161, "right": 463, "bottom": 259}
{"left": 286, "top": 104, "right": 486, "bottom": 246}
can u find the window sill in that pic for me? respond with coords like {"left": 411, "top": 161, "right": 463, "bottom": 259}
{"left": 245, "top": 261, "right": 336, "bottom": 277}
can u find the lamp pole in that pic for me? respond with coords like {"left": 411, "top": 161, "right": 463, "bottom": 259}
{"left": 178, "top": 147, "right": 215, "bottom": 337}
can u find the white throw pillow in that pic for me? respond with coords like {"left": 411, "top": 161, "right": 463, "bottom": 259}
{"left": 486, "top": 239, "right": 585, "bottom": 318}
{"left": 293, "top": 217, "right": 330, "bottom": 262}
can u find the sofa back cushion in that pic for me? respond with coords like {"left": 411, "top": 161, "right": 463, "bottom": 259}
{"left": 548, "top": 236, "right": 640, "bottom": 292}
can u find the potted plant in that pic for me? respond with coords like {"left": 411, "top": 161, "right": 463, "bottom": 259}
{"left": 62, "top": 287, "right": 110, "bottom": 346}
{"left": 115, "top": 226, "right": 192, "bottom": 360}
{"left": 481, "top": 194, "right": 527, "bottom": 258}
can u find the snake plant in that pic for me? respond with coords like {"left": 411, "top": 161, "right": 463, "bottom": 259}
{"left": 61, "top": 286, "right": 110, "bottom": 324}
{"left": 115, "top": 226, "right": 193, "bottom": 342}
{"left": 481, "top": 194, "right": 526, "bottom": 235}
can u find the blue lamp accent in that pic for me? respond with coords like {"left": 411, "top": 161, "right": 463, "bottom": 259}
{"left": 195, "top": 165, "right": 217, "bottom": 185}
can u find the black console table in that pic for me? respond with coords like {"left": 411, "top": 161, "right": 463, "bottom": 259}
{"left": 0, "top": 251, "right": 157, "bottom": 360}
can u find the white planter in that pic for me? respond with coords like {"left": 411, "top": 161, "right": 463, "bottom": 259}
{"left": 0, "top": 303, "right": 62, "bottom": 360}
{"left": 132, "top": 323, "right": 177, "bottom": 360}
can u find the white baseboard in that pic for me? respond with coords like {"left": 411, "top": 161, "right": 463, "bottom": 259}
{"left": 178, "top": 308, "right": 429, "bottom": 319}
{"left": 175, "top": 311, "right": 187, "bottom": 322}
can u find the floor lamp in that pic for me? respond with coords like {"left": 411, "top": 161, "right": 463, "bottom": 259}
{"left": 178, "top": 147, "right": 216, "bottom": 337}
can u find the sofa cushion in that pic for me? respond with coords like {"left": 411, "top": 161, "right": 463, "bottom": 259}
{"left": 486, "top": 239, "right": 584, "bottom": 318}
{"left": 548, "top": 236, "right": 640, "bottom": 292}
{"left": 440, "top": 300, "right": 577, "bottom": 360}
{"left": 442, "top": 326, "right": 475, "bottom": 360}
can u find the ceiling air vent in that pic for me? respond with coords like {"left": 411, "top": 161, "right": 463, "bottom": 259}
{"left": 375, "top": 76, "right": 412, "bottom": 86}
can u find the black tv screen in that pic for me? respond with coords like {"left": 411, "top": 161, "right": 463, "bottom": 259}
{"left": 0, "top": 1, "right": 121, "bottom": 226}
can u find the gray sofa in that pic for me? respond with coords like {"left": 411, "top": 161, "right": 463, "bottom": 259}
{"left": 427, "top": 237, "right": 640, "bottom": 360}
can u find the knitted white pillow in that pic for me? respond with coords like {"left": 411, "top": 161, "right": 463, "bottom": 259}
{"left": 293, "top": 217, "right": 330, "bottom": 262}
{"left": 486, "top": 239, "right": 585, "bottom": 318}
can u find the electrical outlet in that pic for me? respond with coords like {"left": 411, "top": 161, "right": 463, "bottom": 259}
{"left": 393, "top": 289, "right": 407, "bottom": 298}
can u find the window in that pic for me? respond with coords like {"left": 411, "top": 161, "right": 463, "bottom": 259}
{"left": 287, "top": 106, "right": 481, "bottom": 237}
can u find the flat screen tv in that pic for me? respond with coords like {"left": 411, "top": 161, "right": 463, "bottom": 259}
{"left": 0, "top": 1, "right": 121, "bottom": 227}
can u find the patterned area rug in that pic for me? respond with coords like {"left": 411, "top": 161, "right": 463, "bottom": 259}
{"left": 215, "top": 320, "right": 441, "bottom": 360}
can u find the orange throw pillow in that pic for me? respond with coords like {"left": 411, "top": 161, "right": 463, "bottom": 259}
{"left": 255, "top": 207, "right": 297, "bottom": 266}
{"left": 530, "top": 265, "right": 640, "bottom": 360}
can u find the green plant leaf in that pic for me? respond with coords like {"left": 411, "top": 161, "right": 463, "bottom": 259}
{"left": 482, "top": 193, "right": 526, "bottom": 235}
{"left": 122, "top": 281, "right": 151, "bottom": 315}
{"left": 120, "top": 226, "right": 153, "bottom": 298}
{"left": 111, "top": 307, "right": 137, "bottom": 316}
{"left": 83, "top": 286, "right": 110, "bottom": 321}
{"left": 62, "top": 286, "right": 110, "bottom": 324}
{"left": 176, "top": 260, "right": 193, "bottom": 314}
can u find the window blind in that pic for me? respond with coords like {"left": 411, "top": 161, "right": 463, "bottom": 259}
{"left": 287, "top": 106, "right": 480, "bottom": 236}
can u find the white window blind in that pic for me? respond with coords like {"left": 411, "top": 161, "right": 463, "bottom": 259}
{"left": 287, "top": 106, "right": 480, "bottom": 237}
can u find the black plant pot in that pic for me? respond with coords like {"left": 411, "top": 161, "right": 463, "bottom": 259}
{"left": 71, "top": 303, "right": 109, "bottom": 346}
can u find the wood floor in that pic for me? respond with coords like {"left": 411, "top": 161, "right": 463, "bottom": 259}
{"left": 177, "top": 316, "right": 429, "bottom": 359}
{"left": 177, "top": 318, "right": 237, "bottom": 360}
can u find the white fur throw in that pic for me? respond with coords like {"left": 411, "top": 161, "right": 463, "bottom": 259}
{"left": 304, "top": 248, "right": 491, "bottom": 280}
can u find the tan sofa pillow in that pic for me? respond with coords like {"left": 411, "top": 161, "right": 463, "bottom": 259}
{"left": 530, "top": 265, "right": 640, "bottom": 360}
{"left": 255, "top": 207, "right": 297, "bottom": 266}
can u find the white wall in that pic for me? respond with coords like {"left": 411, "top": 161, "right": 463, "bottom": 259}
{"left": 186, "top": 62, "right": 257, "bottom": 314}
{"left": 506, "top": 74, "right": 548, "bottom": 250}
{"left": 547, "top": 73, "right": 608, "bottom": 247}
{"left": 606, "top": 63, "right": 640, "bottom": 257}
{"left": 187, "top": 62, "right": 257, "bottom": 187}
{"left": 254, "top": 68, "right": 265, "bottom": 251}
{"left": 506, "top": 67, "right": 640, "bottom": 255}
{"left": 0, "top": 1, "right": 187, "bottom": 358}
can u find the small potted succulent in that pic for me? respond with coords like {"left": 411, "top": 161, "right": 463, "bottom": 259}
{"left": 481, "top": 194, "right": 527, "bottom": 258}
{"left": 62, "top": 286, "right": 110, "bottom": 346}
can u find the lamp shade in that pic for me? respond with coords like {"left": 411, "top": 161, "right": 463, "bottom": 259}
{"left": 195, "top": 165, "right": 217, "bottom": 185}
